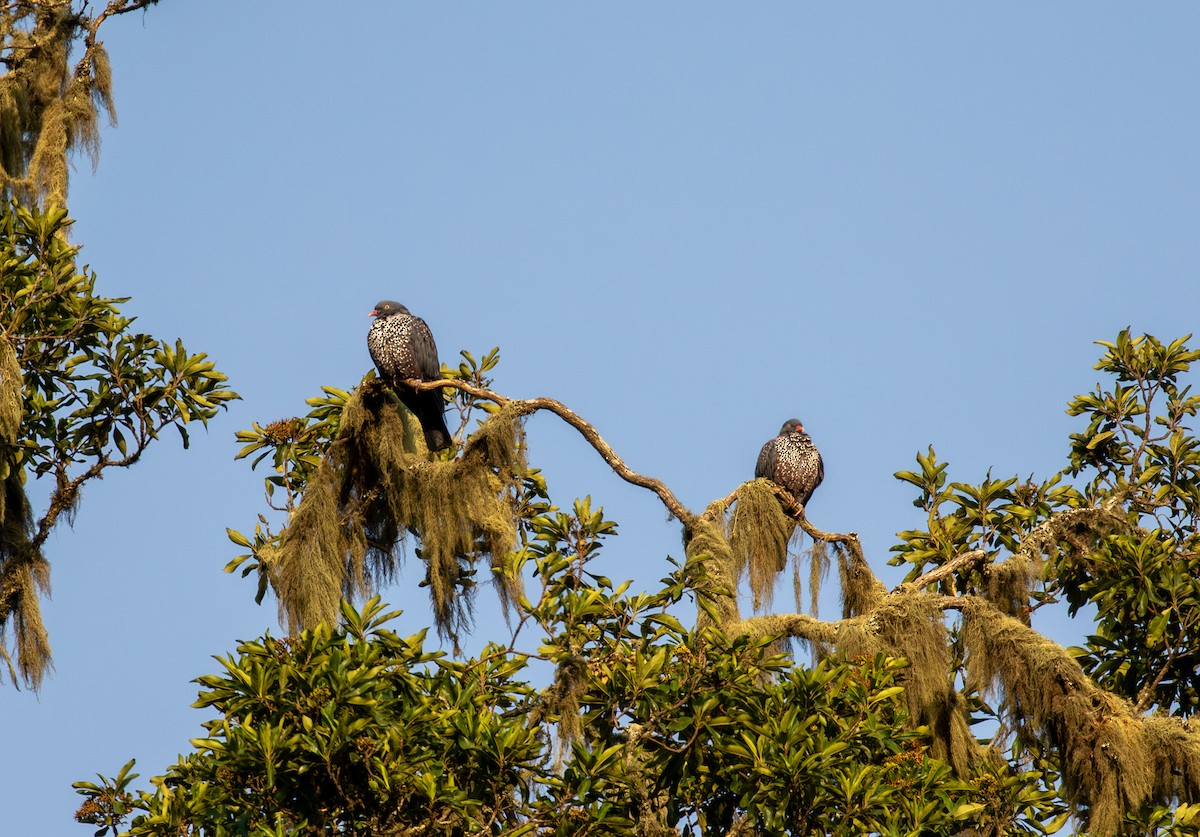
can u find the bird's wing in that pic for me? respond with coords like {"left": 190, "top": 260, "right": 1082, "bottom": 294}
{"left": 814, "top": 449, "right": 825, "bottom": 490}
{"left": 410, "top": 316, "right": 442, "bottom": 381}
{"left": 755, "top": 440, "right": 776, "bottom": 480}
{"left": 367, "top": 321, "right": 387, "bottom": 374}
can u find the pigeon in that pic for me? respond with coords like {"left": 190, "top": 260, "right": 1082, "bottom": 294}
{"left": 755, "top": 418, "right": 823, "bottom": 507}
{"left": 367, "top": 300, "right": 452, "bottom": 451}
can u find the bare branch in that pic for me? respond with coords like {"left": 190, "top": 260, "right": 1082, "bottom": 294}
{"left": 407, "top": 378, "right": 695, "bottom": 524}
{"left": 84, "top": 0, "right": 157, "bottom": 43}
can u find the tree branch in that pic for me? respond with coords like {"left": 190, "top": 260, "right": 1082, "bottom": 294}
{"left": 734, "top": 612, "right": 839, "bottom": 645}
{"left": 910, "top": 550, "right": 987, "bottom": 590}
{"left": 406, "top": 378, "right": 695, "bottom": 524}
{"left": 85, "top": 0, "right": 158, "bottom": 44}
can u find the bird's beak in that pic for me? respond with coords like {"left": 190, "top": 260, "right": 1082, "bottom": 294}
{"left": 369, "top": 310, "right": 378, "bottom": 317}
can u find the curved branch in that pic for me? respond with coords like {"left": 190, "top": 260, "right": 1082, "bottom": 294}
{"left": 84, "top": 0, "right": 159, "bottom": 44}
{"left": 406, "top": 378, "right": 694, "bottom": 524}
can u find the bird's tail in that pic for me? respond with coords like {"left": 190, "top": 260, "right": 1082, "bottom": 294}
{"left": 397, "top": 388, "right": 452, "bottom": 452}
{"left": 421, "top": 405, "right": 452, "bottom": 452}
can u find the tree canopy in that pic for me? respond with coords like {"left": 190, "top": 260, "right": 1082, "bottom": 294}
{"left": 2, "top": 4, "right": 1197, "bottom": 832}
{"left": 62, "top": 315, "right": 1200, "bottom": 835}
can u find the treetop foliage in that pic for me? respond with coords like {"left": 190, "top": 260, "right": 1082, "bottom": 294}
{"left": 4, "top": 3, "right": 1197, "bottom": 831}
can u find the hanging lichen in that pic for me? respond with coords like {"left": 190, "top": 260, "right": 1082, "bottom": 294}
{"left": 685, "top": 511, "right": 739, "bottom": 629}
{"left": 0, "top": 332, "right": 23, "bottom": 531}
{"left": 984, "top": 553, "right": 1037, "bottom": 623}
{"left": 0, "top": 334, "right": 19, "bottom": 452}
{"left": 958, "top": 598, "right": 1198, "bottom": 836}
{"left": 727, "top": 478, "right": 795, "bottom": 611}
{"left": 273, "top": 468, "right": 347, "bottom": 633}
{"left": 0, "top": 332, "right": 49, "bottom": 687}
{"left": 1141, "top": 716, "right": 1200, "bottom": 807}
{"left": 0, "top": 6, "right": 117, "bottom": 207}
{"left": 808, "top": 539, "right": 828, "bottom": 618}
{"left": 836, "top": 590, "right": 976, "bottom": 776}
{"left": 836, "top": 539, "right": 885, "bottom": 619}
{"left": 541, "top": 653, "right": 588, "bottom": 767}
{"left": 271, "top": 380, "right": 526, "bottom": 646}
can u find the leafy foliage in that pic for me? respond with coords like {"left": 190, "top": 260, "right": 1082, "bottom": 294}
{"left": 879, "top": 330, "right": 1200, "bottom": 832}
{"left": 72, "top": 329, "right": 1200, "bottom": 835}
{"left": 0, "top": 202, "right": 237, "bottom": 688}
{"left": 77, "top": 509, "right": 994, "bottom": 836}
{"left": 1058, "top": 332, "right": 1200, "bottom": 716}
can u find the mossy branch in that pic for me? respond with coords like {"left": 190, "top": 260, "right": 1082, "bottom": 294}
{"left": 910, "top": 549, "right": 987, "bottom": 591}
{"left": 960, "top": 596, "right": 1200, "bottom": 835}
{"left": 705, "top": 478, "right": 858, "bottom": 544}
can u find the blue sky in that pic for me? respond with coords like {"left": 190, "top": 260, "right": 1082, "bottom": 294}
{"left": 5, "top": 3, "right": 1200, "bottom": 832}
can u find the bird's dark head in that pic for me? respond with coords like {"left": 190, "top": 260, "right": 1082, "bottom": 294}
{"left": 780, "top": 418, "right": 805, "bottom": 434}
{"left": 370, "top": 300, "right": 410, "bottom": 318}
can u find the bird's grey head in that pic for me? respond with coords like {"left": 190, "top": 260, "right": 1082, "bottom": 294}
{"left": 780, "top": 418, "right": 805, "bottom": 434}
{"left": 370, "top": 300, "right": 410, "bottom": 318}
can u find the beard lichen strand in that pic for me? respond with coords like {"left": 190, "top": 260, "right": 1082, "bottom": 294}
{"left": 958, "top": 597, "right": 1199, "bottom": 836}
{"left": 685, "top": 511, "right": 741, "bottom": 630}
{"left": 727, "top": 478, "right": 795, "bottom": 611}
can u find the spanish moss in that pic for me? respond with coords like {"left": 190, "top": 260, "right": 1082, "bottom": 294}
{"left": 271, "top": 381, "right": 526, "bottom": 646}
{"left": 728, "top": 478, "right": 796, "bottom": 611}
{"left": 959, "top": 598, "right": 1200, "bottom": 835}
{"left": 685, "top": 512, "right": 740, "bottom": 629}
{"left": 837, "top": 591, "right": 976, "bottom": 776}
{"left": 0, "top": 333, "right": 49, "bottom": 687}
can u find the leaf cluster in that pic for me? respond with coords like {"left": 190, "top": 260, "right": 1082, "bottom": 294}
{"left": 890, "top": 447, "right": 1085, "bottom": 590}
{"left": 76, "top": 598, "right": 545, "bottom": 836}
{"left": 1, "top": 202, "right": 236, "bottom": 689}
{"left": 1055, "top": 330, "right": 1200, "bottom": 716}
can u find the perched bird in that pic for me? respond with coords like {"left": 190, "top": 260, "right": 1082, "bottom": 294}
{"left": 755, "top": 418, "right": 824, "bottom": 507}
{"left": 368, "top": 300, "right": 452, "bottom": 451}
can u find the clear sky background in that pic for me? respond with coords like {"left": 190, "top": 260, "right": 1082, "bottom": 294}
{"left": 5, "top": 3, "right": 1200, "bottom": 833}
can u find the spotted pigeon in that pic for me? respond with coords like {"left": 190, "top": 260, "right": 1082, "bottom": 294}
{"left": 368, "top": 300, "right": 452, "bottom": 451}
{"left": 755, "top": 418, "right": 823, "bottom": 507}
